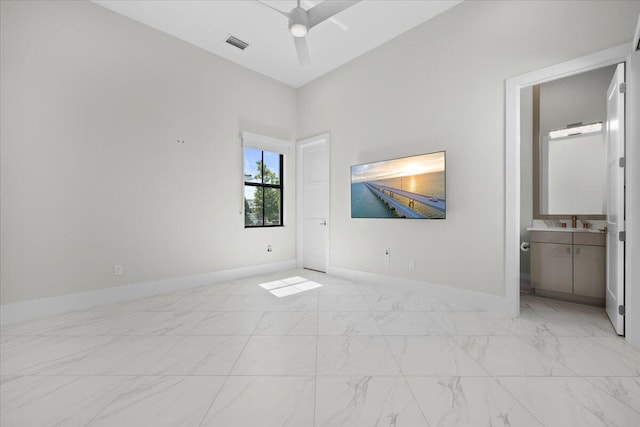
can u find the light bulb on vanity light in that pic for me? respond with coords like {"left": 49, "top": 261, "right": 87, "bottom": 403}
{"left": 549, "top": 122, "right": 602, "bottom": 139}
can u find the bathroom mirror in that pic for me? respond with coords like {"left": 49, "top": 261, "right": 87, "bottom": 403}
{"left": 539, "top": 133, "right": 605, "bottom": 215}
{"left": 532, "top": 85, "right": 606, "bottom": 220}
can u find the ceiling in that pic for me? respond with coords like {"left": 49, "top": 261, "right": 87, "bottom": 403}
{"left": 92, "top": 0, "right": 462, "bottom": 88}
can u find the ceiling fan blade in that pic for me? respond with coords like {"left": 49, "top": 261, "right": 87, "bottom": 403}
{"left": 307, "top": 0, "right": 360, "bottom": 29}
{"left": 327, "top": 16, "right": 348, "bottom": 31}
{"left": 294, "top": 36, "right": 311, "bottom": 66}
{"left": 256, "top": 0, "right": 289, "bottom": 18}
{"left": 302, "top": 0, "right": 348, "bottom": 30}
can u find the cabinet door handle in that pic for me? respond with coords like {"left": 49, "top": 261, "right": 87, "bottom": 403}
{"left": 566, "top": 247, "right": 571, "bottom": 255}
{"left": 575, "top": 247, "right": 580, "bottom": 255}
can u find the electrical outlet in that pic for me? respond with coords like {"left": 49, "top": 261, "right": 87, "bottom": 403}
{"left": 384, "top": 248, "right": 390, "bottom": 266}
{"left": 408, "top": 259, "right": 416, "bottom": 270}
{"left": 113, "top": 265, "right": 123, "bottom": 276}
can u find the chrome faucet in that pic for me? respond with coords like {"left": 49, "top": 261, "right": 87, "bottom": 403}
{"left": 571, "top": 215, "right": 577, "bottom": 229}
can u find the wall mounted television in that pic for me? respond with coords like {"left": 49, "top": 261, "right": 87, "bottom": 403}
{"left": 351, "top": 151, "right": 446, "bottom": 219}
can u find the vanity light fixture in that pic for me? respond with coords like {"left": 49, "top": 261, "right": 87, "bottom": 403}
{"left": 549, "top": 122, "right": 602, "bottom": 139}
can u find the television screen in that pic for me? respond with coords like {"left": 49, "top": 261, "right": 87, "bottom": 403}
{"left": 351, "top": 151, "right": 446, "bottom": 219}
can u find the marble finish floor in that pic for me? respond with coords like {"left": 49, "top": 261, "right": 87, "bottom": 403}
{"left": 2, "top": 269, "right": 640, "bottom": 426}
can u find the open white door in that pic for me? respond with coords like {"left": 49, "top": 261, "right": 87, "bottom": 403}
{"left": 605, "top": 63, "right": 626, "bottom": 335}
{"left": 299, "top": 136, "right": 329, "bottom": 272}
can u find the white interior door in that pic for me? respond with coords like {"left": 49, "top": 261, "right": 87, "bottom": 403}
{"left": 300, "top": 138, "right": 328, "bottom": 272}
{"left": 605, "top": 62, "right": 625, "bottom": 335}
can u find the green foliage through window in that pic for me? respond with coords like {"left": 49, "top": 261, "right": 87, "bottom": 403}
{"left": 244, "top": 148, "right": 283, "bottom": 227}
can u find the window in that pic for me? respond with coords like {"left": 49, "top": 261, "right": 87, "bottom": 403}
{"left": 241, "top": 131, "right": 290, "bottom": 228}
{"left": 244, "top": 147, "right": 283, "bottom": 227}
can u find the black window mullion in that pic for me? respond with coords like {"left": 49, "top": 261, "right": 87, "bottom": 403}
{"left": 243, "top": 149, "right": 283, "bottom": 228}
{"left": 280, "top": 154, "right": 283, "bottom": 225}
{"left": 261, "top": 151, "right": 265, "bottom": 226}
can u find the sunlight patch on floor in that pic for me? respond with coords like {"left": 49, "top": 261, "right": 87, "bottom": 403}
{"left": 258, "top": 277, "right": 323, "bottom": 297}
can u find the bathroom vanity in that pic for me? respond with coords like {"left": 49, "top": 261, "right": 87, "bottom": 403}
{"left": 528, "top": 228, "right": 606, "bottom": 306}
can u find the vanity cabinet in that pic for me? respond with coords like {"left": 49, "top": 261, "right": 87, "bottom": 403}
{"left": 530, "top": 232, "right": 573, "bottom": 294}
{"left": 572, "top": 233, "right": 606, "bottom": 299}
{"left": 530, "top": 230, "right": 606, "bottom": 304}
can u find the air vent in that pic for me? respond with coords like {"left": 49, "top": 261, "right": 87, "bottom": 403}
{"left": 225, "top": 35, "right": 249, "bottom": 50}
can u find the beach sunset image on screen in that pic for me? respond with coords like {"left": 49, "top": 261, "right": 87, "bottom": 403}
{"left": 351, "top": 151, "right": 446, "bottom": 219}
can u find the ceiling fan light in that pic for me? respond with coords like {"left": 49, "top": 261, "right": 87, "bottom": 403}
{"left": 290, "top": 23, "right": 307, "bottom": 37}
{"left": 288, "top": 6, "right": 309, "bottom": 38}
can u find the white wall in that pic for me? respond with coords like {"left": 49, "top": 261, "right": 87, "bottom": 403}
{"left": 539, "top": 66, "right": 616, "bottom": 137}
{"left": 296, "top": 1, "right": 640, "bottom": 297}
{"left": 0, "top": 1, "right": 297, "bottom": 304}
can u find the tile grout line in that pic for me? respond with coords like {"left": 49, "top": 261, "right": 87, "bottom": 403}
{"left": 367, "top": 296, "right": 433, "bottom": 426}
{"left": 444, "top": 312, "right": 548, "bottom": 427}
{"left": 584, "top": 334, "right": 640, "bottom": 361}
{"left": 196, "top": 290, "right": 272, "bottom": 427}
{"left": 580, "top": 376, "right": 640, "bottom": 416}
{"left": 4, "top": 272, "right": 640, "bottom": 425}
{"left": 83, "top": 375, "right": 146, "bottom": 426}
{"left": 490, "top": 301, "right": 578, "bottom": 426}
{"left": 313, "top": 281, "right": 320, "bottom": 427}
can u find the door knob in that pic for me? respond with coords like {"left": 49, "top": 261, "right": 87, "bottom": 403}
{"left": 320, "top": 219, "right": 327, "bottom": 226}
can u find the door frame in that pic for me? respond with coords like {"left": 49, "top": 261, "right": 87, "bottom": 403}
{"left": 296, "top": 132, "right": 331, "bottom": 271}
{"left": 627, "top": 17, "right": 640, "bottom": 346}
{"left": 505, "top": 44, "right": 629, "bottom": 317}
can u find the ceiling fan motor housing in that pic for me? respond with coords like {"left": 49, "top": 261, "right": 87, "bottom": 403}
{"left": 288, "top": 6, "right": 309, "bottom": 37}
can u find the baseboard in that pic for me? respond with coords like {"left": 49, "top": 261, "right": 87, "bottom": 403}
{"left": 0, "top": 259, "right": 297, "bottom": 325}
{"left": 532, "top": 288, "right": 605, "bottom": 308}
{"left": 327, "top": 266, "right": 510, "bottom": 314}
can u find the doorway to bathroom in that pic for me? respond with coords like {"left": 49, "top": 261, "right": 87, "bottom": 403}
{"left": 505, "top": 44, "right": 631, "bottom": 337}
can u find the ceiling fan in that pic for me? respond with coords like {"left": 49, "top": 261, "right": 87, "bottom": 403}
{"left": 258, "top": 0, "right": 361, "bottom": 65}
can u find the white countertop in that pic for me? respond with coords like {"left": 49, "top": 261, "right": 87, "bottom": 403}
{"left": 526, "top": 226, "right": 605, "bottom": 234}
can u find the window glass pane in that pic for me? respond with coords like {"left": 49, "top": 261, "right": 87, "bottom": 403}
{"left": 244, "top": 185, "right": 262, "bottom": 226}
{"left": 243, "top": 148, "right": 262, "bottom": 183}
{"left": 263, "top": 151, "right": 281, "bottom": 185}
{"left": 263, "top": 187, "right": 282, "bottom": 226}
{"left": 243, "top": 147, "right": 283, "bottom": 228}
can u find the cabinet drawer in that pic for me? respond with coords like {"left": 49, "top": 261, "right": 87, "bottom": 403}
{"left": 530, "top": 231, "right": 572, "bottom": 244}
{"left": 573, "top": 232, "right": 605, "bottom": 246}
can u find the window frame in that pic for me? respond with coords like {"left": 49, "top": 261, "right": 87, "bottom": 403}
{"left": 244, "top": 148, "right": 284, "bottom": 228}
{"left": 241, "top": 131, "right": 291, "bottom": 229}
